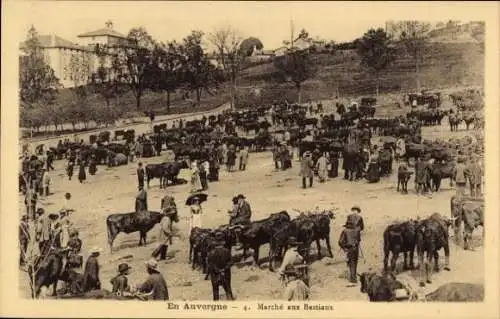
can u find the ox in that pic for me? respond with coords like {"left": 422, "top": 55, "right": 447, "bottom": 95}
{"left": 383, "top": 220, "right": 419, "bottom": 272}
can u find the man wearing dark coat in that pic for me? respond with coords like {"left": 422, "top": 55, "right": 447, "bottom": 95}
{"left": 111, "top": 263, "right": 131, "bottom": 295}
{"left": 135, "top": 186, "right": 148, "bottom": 213}
{"left": 338, "top": 211, "right": 362, "bottom": 284}
{"left": 82, "top": 247, "right": 102, "bottom": 292}
{"left": 78, "top": 162, "right": 86, "bottom": 183}
{"left": 235, "top": 194, "right": 252, "bottom": 224}
{"left": 328, "top": 150, "right": 339, "bottom": 178}
{"left": 137, "top": 162, "right": 145, "bottom": 189}
{"left": 139, "top": 259, "right": 169, "bottom": 300}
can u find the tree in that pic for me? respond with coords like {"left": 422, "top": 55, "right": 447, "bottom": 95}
{"left": 240, "top": 37, "right": 264, "bottom": 56}
{"left": 208, "top": 26, "right": 246, "bottom": 109}
{"left": 19, "top": 25, "right": 60, "bottom": 107}
{"left": 470, "top": 22, "right": 485, "bottom": 53}
{"left": 66, "top": 53, "right": 95, "bottom": 130}
{"left": 179, "top": 30, "right": 223, "bottom": 106}
{"left": 356, "top": 28, "right": 397, "bottom": 96}
{"left": 149, "top": 41, "right": 183, "bottom": 111}
{"left": 110, "top": 27, "right": 156, "bottom": 109}
{"left": 273, "top": 49, "right": 313, "bottom": 104}
{"left": 387, "top": 21, "right": 431, "bottom": 91}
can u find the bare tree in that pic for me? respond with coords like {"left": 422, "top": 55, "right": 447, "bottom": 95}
{"left": 208, "top": 26, "right": 246, "bottom": 109}
{"left": 387, "top": 21, "right": 431, "bottom": 91}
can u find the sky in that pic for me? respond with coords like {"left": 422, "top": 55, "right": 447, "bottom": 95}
{"left": 5, "top": 1, "right": 489, "bottom": 51}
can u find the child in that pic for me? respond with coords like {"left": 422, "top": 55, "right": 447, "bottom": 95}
{"left": 111, "top": 263, "right": 132, "bottom": 295}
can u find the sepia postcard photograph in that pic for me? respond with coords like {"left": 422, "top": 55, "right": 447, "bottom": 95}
{"left": 1, "top": 1, "right": 499, "bottom": 318}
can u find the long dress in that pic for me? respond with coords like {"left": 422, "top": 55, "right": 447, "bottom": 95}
{"left": 190, "top": 164, "right": 202, "bottom": 193}
{"left": 316, "top": 156, "right": 328, "bottom": 182}
{"left": 78, "top": 164, "right": 86, "bottom": 183}
{"left": 189, "top": 205, "right": 203, "bottom": 236}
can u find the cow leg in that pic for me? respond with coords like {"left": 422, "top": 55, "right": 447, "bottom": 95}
{"left": 223, "top": 271, "right": 235, "bottom": 300}
{"left": 383, "top": 250, "right": 390, "bottom": 272}
{"left": 397, "top": 178, "right": 401, "bottom": 192}
{"left": 409, "top": 248, "right": 415, "bottom": 269}
{"left": 138, "top": 231, "right": 144, "bottom": 246}
{"left": 189, "top": 243, "right": 193, "bottom": 263}
{"left": 211, "top": 278, "right": 220, "bottom": 301}
{"left": 391, "top": 250, "right": 399, "bottom": 271}
{"left": 315, "top": 239, "right": 322, "bottom": 260}
{"left": 325, "top": 237, "right": 334, "bottom": 258}
{"left": 159, "top": 177, "right": 163, "bottom": 189}
{"left": 433, "top": 251, "right": 440, "bottom": 272}
{"left": 252, "top": 246, "right": 260, "bottom": 267}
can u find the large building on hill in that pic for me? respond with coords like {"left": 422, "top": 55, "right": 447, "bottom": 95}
{"left": 19, "top": 22, "right": 132, "bottom": 88}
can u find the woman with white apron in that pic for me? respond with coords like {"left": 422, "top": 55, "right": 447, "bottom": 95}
{"left": 190, "top": 160, "right": 202, "bottom": 193}
{"left": 189, "top": 197, "right": 203, "bottom": 237}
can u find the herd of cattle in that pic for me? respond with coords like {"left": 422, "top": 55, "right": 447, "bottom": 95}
{"left": 22, "top": 91, "right": 485, "bottom": 301}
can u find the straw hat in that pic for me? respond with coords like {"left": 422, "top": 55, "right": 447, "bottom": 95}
{"left": 89, "top": 246, "right": 103, "bottom": 255}
{"left": 145, "top": 258, "right": 158, "bottom": 270}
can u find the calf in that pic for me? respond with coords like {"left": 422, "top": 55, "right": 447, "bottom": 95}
{"left": 358, "top": 271, "right": 405, "bottom": 302}
{"left": 383, "top": 220, "right": 418, "bottom": 272}
{"left": 397, "top": 165, "right": 413, "bottom": 193}
{"left": 106, "top": 211, "right": 164, "bottom": 252}
{"left": 430, "top": 161, "right": 456, "bottom": 192}
{"left": 416, "top": 213, "right": 453, "bottom": 286}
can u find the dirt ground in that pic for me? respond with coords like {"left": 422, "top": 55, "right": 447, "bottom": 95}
{"left": 18, "top": 122, "right": 484, "bottom": 301}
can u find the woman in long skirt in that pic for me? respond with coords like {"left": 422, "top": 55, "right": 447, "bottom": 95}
{"left": 190, "top": 161, "right": 202, "bottom": 193}
{"left": 189, "top": 197, "right": 203, "bottom": 236}
{"left": 78, "top": 163, "right": 86, "bottom": 183}
{"left": 88, "top": 156, "right": 97, "bottom": 175}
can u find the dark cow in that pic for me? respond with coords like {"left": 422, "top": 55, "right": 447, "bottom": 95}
{"left": 450, "top": 196, "right": 484, "bottom": 250}
{"left": 206, "top": 244, "right": 235, "bottom": 301}
{"left": 424, "top": 283, "right": 484, "bottom": 302}
{"left": 430, "top": 161, "right": 456, "bottom": 191}
{"left": 416, "top": 213, "right": 452, "bottom": 286}
{"left": 358, "top": 271, "right": 406, "bottom": 302}
{"left": 396, "top": 165, "right": 413, "bottom": 193}
{"left": 383, "top": 220, "right": 419, "bottom": 272}
{"left": 106, "top": 211, "right": 166, "bottom": 252}
{"left": 29, "top": 248, "right": 70, "bottom": 297}
{"left": 231, "top": 211, "right": 291, "bottom": 267}
{"left": 145, "top": 160, "right": 189, "bottom": 188}
{"left": 343, "top": 143, "right": 365, "bottom": 181}
{"left": 189, "top": 227, "right": 212, "bottom": 269}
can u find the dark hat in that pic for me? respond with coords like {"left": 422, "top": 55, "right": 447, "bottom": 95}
{"left": 37, "top": 208, "right": 45, "bottom": 215}
{"left": 237, "top": 194, "right": 246, "bottom": 199}
{"left": 232, "top": 196, "right": 239, "bottom": 204}
{"left": 118, "top": 263, "right": 131, "bottom": 274}
{"left": 351, "top": 206, "right": 361, "bottom": 213}
{"left": 65, "top": 192, "right": 71, "bottom": 199}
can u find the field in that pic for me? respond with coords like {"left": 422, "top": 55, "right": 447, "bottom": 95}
{"left": 19, "top": 97, "right": 485, "bottom": 300}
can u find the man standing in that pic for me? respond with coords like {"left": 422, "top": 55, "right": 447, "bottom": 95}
{"left": 152, "top": 203, "right": 178, "bottom": 261}
{"left": 346, "top": 205, "right": 364, "bottom": 232}
{"left": 138, "top": 259, "right": 169, "bottom": 300}
{"left": 329, "top": 150, "right": 339, "bottom": 178}
{"left": 467, "top": 155, "right": 483, "bottom": 198}
{"left": 36, "top": 208, "right": 51, "bottom": 254}
{"left": 135, "top": 186, "right": 148, "bottom": 213}
{"left": 82, "top": 246, "right": 102, "bottom": 292}
{"left": 316, "top": 152, "right": 329, "bottom": 183}
{"left": 338, "top": 214, "right": 362, "bottom": 284}
{"left": 137, "top": 162, "right": 145, "bottom": 190}
{"left": 300, "top": 151, "right": 314, "bottom": 189}
{"left": 455, "top": 156, "right": 468, "bottom": 199}
{"left": 239, "top": 146, "right": 249, "bottom": 171}
{"left": 42, "top": 169, "right": 51, "bottom": 196}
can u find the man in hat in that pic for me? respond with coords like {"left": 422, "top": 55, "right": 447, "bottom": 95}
{"left": 41, "top": 168, "right": 51, "bottom": 196}
{"left": 138, "top": 259, "right": 169, "bottom": 300}
{"left": 111, "top": 263, "right": 132, "bottom": 295}
{"left": 328, "top": 150, "right": 339, "bottom": 178}
{"left": 300, "top": 151, "right": 314, "bottom": 189}
{"left": 278, "top": 237, "right": 305, "bottom": 276}
{"left": 455, "top": 156, "right": 469, "bottom": 199}
{"left": 152, "top": 201, "right": 179, "bottom": 261}
{"left": 59, "top": 192, "right": 75, "bottom": 216}
{"left": 82, "top": 246, "right": 102, "bottom": 292}
{"left": 346, "top": 206, "right": 364, "bottom": 232}
{"left": 467, "top": 154, "right": 483, "bottom": 198}
{"left": 137, "top": 162, "right": 145, "bottom": 190}
{"left": 239, "top": 146, "right": 249, "bottom": 171}
{"left": 236, "top": 194, "right": 252, "bottom": 225}
{"left": 36, "top": 208, "right": 51, "bottom": 254}
{"left": 282, "top": 264, "right": 309, "bottom": 301}
{"left": 135, "top": 185, "right": 148, "bottom": 213}
{"left": 338, "top": 215, "right": 362, "bottom": 284}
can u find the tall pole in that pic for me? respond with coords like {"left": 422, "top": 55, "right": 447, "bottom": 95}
{"left": 290, "top": 18, "right": 295, "bottom": 48}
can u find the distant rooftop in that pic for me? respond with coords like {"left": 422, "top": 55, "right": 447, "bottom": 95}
{"left": 20, "top": 35, "right": 89, "bottom": 51}
{"left": 77, "top": 22, "right": 127, "bottom": 39}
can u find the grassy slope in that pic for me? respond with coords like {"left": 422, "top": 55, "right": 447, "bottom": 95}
{"left": 237, "top": 42, "right": 484, "bottom": 103}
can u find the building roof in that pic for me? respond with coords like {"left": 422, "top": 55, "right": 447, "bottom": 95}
{"left": 77, "top": 28, "right": 128, "bottom": 39}
{"left": 19, "top": 35, "right": 89, "bottom": 51}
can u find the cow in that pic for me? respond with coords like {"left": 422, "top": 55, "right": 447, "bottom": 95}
{"left": 206, "top": 244, "right": 235, "bottom": 301}
{"left": 29, "top": 248, "right": 71, "bottom": 298}
{"left": 383, "top": 220, "right": 419, "bottom": 272}
{"left": 230, "top": 211, "right": 291, "bottom": 267}
{"left": 430, "top": 161, "right": 456, "bottom": 192}
{"left": 106, "top": 211, "right": 166, "bottom": 252}
{"left": 145, "top": 160, "right": 189, "bottom": 189}
{"left": 424, "top": 283, "right": 484, "bottom": 302}
{"left": 189, "top": 227, "right": 212, "bottom": 269}
{"left": 450, "top": 196, "right": 484, "bottom": 250}
{"left": 108, "top": 152, "right": 128, "bottom": 167}
{"left": 358, "top": 271, "right": 406, "bottom": 302}
{"left": 396, "top": 165, "right": 413, "bottom": 194}
{"left": 343, "top": 143, "right": 364, "bottom": 181}
{"left": 416, "top": 213, "right": 452, "bottom": 286}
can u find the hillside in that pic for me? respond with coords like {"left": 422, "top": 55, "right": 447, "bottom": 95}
{"left": 237, "top": 41, "right": 484, "bottom": 104}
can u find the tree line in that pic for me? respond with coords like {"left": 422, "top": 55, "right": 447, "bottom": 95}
{"left": 19, "top": 25, "right": 265, "bottom": 132}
